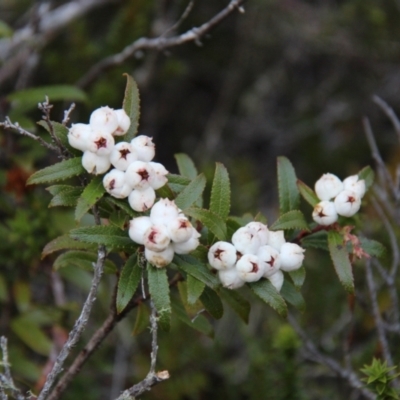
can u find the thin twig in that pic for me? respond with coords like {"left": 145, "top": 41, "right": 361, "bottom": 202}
{"left": 161, "top": 0, "right": 196, "bottom": 38}
{"left": 372, "top": 95, "right": 400, "bottom": 144}
{"left": 62, "top": 103, "right": 75, "bottom": 126}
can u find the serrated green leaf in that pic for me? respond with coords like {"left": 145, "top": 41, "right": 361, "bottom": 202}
{"left": 106, "top": 196, "right": 138, "bottom": 217}
{"left": 249, "top": 279, "right": 288, "bottom": 317}
{"left": 187, "top": 275, "right": 205, "bottom": 304}
{"left": 147, "top": 264, "right": 171, "bottom": 331}
{"left": 117, "top": 253, "right": 142, "bottom": 314}
{"left": 209, "top": 163, "right": 230, "bottom": 220}
{"left": 359, "top": 237, "right": 386, "bottom": 258}
{"left": 184, "top": 207, "right": 227, "bottom": 241}
{"left": 280, "top": 280, "right": 305, "bottom": 311}
{"left": 53, "top": 250, "right": 116, "bottom": 274}
{"left": 109, "top": 210, "right": 129, "bottom": 229}
{"left": 277, "top": 156, "right": 300, "bottom": 214}
{"left": 70, "top": 226, "right": 136, "bottom": 250}
{"left": 270, "top": 210, "right": 309, "bottom": 231}
{"left": 122, "top": 74, "right": 140, "bottom": 141}
{"left": 178, "top": 281, "right": 204, "bottom": 315}
{"left": 328, "top": 231, "right": 354, "bottom": 293}
{"left": 171, "top": 298, "right": 214, "bottom": 338}
{"left": 200, "top": 287, "right": 223, "bottom": 319}
{"left": 37, "top": 121, "right": 76, "bottom": 154}
{"left": 167, "top": 173, "right": 191, "bottom": 186}
{"left": 75, "top": 176, "right": 106, "bottom": 221}
{"left": 297, "top": 179, "right": 319, "bottom": 207}
{"left": 27, "top": 157, "right": 84, "bottom": 185}
{"left": 48, "top": 186, "right": 83, "bottom": 208}
{"left": 174, "top": 174, "right": 206, "bottom": 210}
{"left": 300, "top": 230, "right": 329, "bottom": 251}
{"left": 174, "top": 255, "right": 220, "bottom": 289}
{"left": 133, "top": 302, "right": 150, "bottom": 336}
{"left": 358, "top": 166, "right": 375, "bottom": 191}
{"left": 47, "top": 184, "right": 77, "bottom": 196}
{"left": 219, "top": 288, "right": 250, "bottom": 324}
{"left": 155, "top": 184, "right": 175, "bottom": 200}
{"left": 175, "top": 153, "right": 198, "bottom": 180}
{"left": 288, "top": 266, "right": 306, "bottom": 289}
{"left": 42, "top": 234, "right": 97, "bottom": 259}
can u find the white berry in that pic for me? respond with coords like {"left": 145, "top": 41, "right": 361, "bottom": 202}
{"left": 334, "top": 190, "right": 361, "bottom": 217}
{"left": 208, "top": 241, "right": 237, "bottom": 270}
{"left": 128, "top": 187, "right": 156, "bottom": 212}
{"left": 257, "top": 245, "right": 281, "bottom": 277}
{"left": 312, "top": 201, "right": 338, "bottom": 226}
{"left": 315, "top": 173, "right": 344, "bottom": 201}
{"left": 131, "top": 135, "right": 155, "bottom": 162}
{"left": 82, "top": 151, "right": 111, "bottom": 175}
{"left": 128, "top": 216, "right": 153, "bottom": 245}
{"left": 236, "top": 254, "right": 265, "bottom": 283}
{"left": 279, "top": 243, "right": 305, "bottom": 272}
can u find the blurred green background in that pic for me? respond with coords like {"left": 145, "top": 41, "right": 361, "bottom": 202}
{"left": 1, "top": 0, "right": 399, "bottom": 399}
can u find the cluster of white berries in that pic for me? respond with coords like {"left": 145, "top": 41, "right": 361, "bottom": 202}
{"left": 128, "top": 199, "right": 200, "bottom": 268}
{"left": 312, "top": 173, "right": 366, "bottom": 226}
{"left": 208, "top": 222, "right": 305, "bottom": 292}
{"left": 67, "top": 106, "right": 168, "bottom": 212}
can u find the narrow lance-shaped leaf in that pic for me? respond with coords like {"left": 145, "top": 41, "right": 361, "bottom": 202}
{"left": 359, "top": 237, "right": 386, "bottom": 258}
{"left": 184, "top": 207, "right": 227, "bottom": 241}
{"left": 48, "top": 186, "right": 83, "bottom": 208}
{"left": 117, "top": 253, "right": 142, "bottom": 314}
{"left": 219, "top": 288, "right": 251, "bottom": 324}
{"left": 288, "top": 266, "right": 306, "bottom": 290}
{"left": 42, "top": 234, "right": 97, "bottom": 259}
{"left": 270, "top": 210, "right": 310, "bottom": 231}
{"left": 300, "top": 231, "right": 328, "bottom": 251}
{"left": 147, "top": 264, "right": 171, "bottom": 331}
{"left": 174, "top": 173, "right": 206, "bottom": 210}
{"left": 297, "top": 179, "right": 319, "bottom": 207}
{"left": 75, "top": 176, "right": 106, "bottom": 221}
{"left": 123, "top": 73, "right": 140, "bottom": 141}
{"left": 133, "top": 302, "right": 150, "bottom": 336}
{"left": 328, "top": 231, "right": 354, "bottom": 293}
{"left": 358, "top": 166, "right": 375, "bottom": 191}
{"left": 277, "top": 156, "right": 300, "bottom": 214}
{"left": 27, "top": 157, "right": 84, "bottom": 185}
{"left": 249, "top": 280, "right": 288, "bottom": 317}
{"left": 209, "top": 163, "right": 231, "bottom": 220}
{"left": 187, "top": 275, "right": 205, "bottom": 304}
{"left": 280, "top": 280, "right": 305, "bottom": 312}
{"left": 53, "top": 251, "right": 116, "bottom": 274}
{"left": 200, "top": 287, "right": 224, "bottom": 319}
{"left": 175, "top": 153, "right": 198, "bottom": 180}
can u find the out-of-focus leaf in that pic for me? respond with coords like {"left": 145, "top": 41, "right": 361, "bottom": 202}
{"left": 37, "top": 121, "right": 76, "bottom": 153}
{"left": 288, "top": 266, "right": 306, "bottom": 289}
{"left": 109, "top": 210, "right": 129, "bottom": 229}
{"left": 280, "top": 280, "right": 305, "bottom": 311}
{"left": 42, "top": 234, "right": 97, "bottom": 259}
{"left": 48, "top": 186, "right": 83, "bottom": 208}
{"left": 53, "top": 251, "right": 116, "bottom": 274}
{"left": 155, "top": 184, "right": 175, "bottom": 200}
{"left": 106, "top": 196, "right": 138, "bottom": 217}
{"left": 358, "top": 166, "right": 375, "bottom": 191}
{"left": 184, "top": 207, "right": 226, "bottom": 241}
{"left": 147, "top": 264, "right": 171, "bottom": 331}
{"left": 186, "top": 275, "right": 205, "bottom": 304}
{"left": 226, "top": 218, "right": 242, "bottom": 241}
{"left": 75, "top": 176, "right": 106, "bottom": 221}
{"left": 117, "top": 253, "right": 141, "bottom": 314}
{"left": 249, "top": 279, "right": 288, "bottom": 317}
{"left": 297, "top": 179, "right": 319, "bottom": 207}
{"left": 27, "top": 157, "right": 84, "bottom": 185}
{"left": 200, "top": 287, "right": 223, "bottom": 319}
{"left": 209, "top": 163, "right": 230, "bottom": 220}
{"left": 277, "top": 156, "right": 300, "bottom": 214}
{"left": 175, "top": 153, "right": 198, "bottom": 180}
{"left": 359, "top": 237, "right": 386, "bottom": 258}
{"left": 58, "top": 266, "right": 92, "bottom": 292}
{"left": 219, "top": 288, "right": 250, "bottom": 324}
{"left": 301, "top": 230, "right": 329, "bottom": 251}
{"left": 270, "top": 210, "right": 309, "bottom": 231}
{"left": 0, "top": 21, "right": 13, "bottom": 38}
{"left": 133, "top": 302, "right": 150, "bottom": 336}
{"left": 328, "top": 231, "right": 354, "bottom": 293}
{"left": 174, "top": 174, "right": 206, "bottom": 210}
{"left": 123, "top": 74, "right": 140, "bottom": 141}
{"left": 13, "top": 281, "right": 30, "bottom": 313}
{"left": 0, "top": 274, "right": 7, "bottom": 303}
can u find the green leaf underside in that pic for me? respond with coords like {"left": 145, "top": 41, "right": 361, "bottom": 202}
{"left": 42, "top": 234, "right": 97, "bottom": 259}
{"left": 75, "top": 176, "right": 106, "bottom": 221}
{"left": 297, "top": 179, "right": 319, "bottom": 207}
{"left": 174, "top": 255, "right": 220, "bottom": 289}
{"left": 122, "top": 74, "right": 140, "bottom": 141}
{"left": 47, "top": 184, "right": 76, "bottom": 196}
{"left": 359, "top": 237, "right": 386, "bottom": 258}
{"left": 133, "top": 302, "right": 150, "bottom": 336}
{"left": 49, "top": 186, "right": 83, "bottom": 208}
{"left": 171, "top": 298, "right": 214, "bottom": 338}
{"left": 300, "top": 230, "right": 329, "bottom": 251}
{"left": 147, "top": 264, "right": 171, "bottom": 331}
{"left": 106, "top": 196, "right": 138, "bottom": 217}
{"left": 249, "top": 279, "right": 288, "bottom": 317}
{"left": 167, "top": 174, "right": 191, "bottom": 186}
{"left": 53, "top": 251, "right": 116, "bottom": 274}
{"left": 174, "top": 174, "right": 207, "bottom": 210}
{"left": 27, "top": 157, "right": 84, "bottom": 185}
{"left": 210, "top": 163, "right": 231, "bottom": 220}
{"left": 200, "top": 287, "right": 224, "bottom": 319}
{"left": 270, "top": 210, "right": 309, "bottom": 231}
{"left": 277, "top": 156, "right": 300, "bottom": 214}
{"left": 219, "top": 288, "right": 251, "bottom": 324}
{"left": 280, "top": 280, "right": 305, "bottom": 311}
{"left": 117, "top": 253, "right": 142, "bottom": 314}
{"left": 70, "top": 226, "right": 136, "bottom": 250}
{"left": 328, "top": 231, "right": 354, "bottom": 293}
{"left": 187, "top": 275, "right": 206, "bottom": 304}
{"left": 288, "top": 266, "right": 306, "bottom": 289}
{"left": 184, "top": 207, "right": 227, "bottom": 241}
{"left": 109, "top": 210, "right": 129, "bottom": 230}
{"left": 175, "top": 153, "right": 198, "bottom": 180}
{"left": 358, "top": 166, "right": 375, "bottom": 191}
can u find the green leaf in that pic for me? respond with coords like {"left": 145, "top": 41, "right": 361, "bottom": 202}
{"left": 359, "top": 237, "right": 386, "bottom": 258}
{"left": 270, "top": 210, "right": 310, "bottom": 231}
{"left": 117, "top": 254, "right": 142, "bottom": 314}
{"left": 167, "top": 173, "right": 191, "bottom": 187}
{"left": 53, "top": 250, "right": 116, "bottom": 274}
{"left": 27, "top": 157, "right": 84, "bottom": 185}
{"left": 300, "top": 230, "right": 329, "bottom": 251}
{"left": 226, "top": 218, "right": 242, "bottom": 241}
{"left": 37, "top": 121, "right": 76, "bottom": 153}
{"left": 175, "top": 153, "right": 198, "bottom": 179}
{"left": 7, "top": 85, "right": 87, "bottom": 114}
{"left": 187, "top": 275, "right": 205, "bottom": 304}
{"left": 171, "top": 298, "right": 214, "bottom": 338}
{"left": 358, "top": 166, "right": 375, "bottom": 191}
{"left": 0, "top": 274, "right": 7, "bottom": 303}
{"left": 106, "top": 196, "right": 138, "bottom": 217}
{"left": 249, "top": 279, "right": 288, "bottom": 317}
{"left": 288, "top": 266, "right": 306, "bottom": 289}
{"left": 209, "top": 163, "right": 231, "bottom": 220}
{"left": 174, "top": 174, "right": 207, "bottom": 210}
{"left": 109, "top": 210, "right": 129, "bottom": 229}
{"left": 42, "top": 234, "right": 97, "bottom": 259}
{"left": 70, "top": 226, "right": 136, "bottom": 250}
{"left": 219, "top": 288, "right": 250, "bottom": 324}
{"left": 48, "top": 186, "right": 83, "bottom": 208}
{"left": 200, "top": 287, "right": 223, "bottom": 319}
{"left": 184, "top": 207, "right": 227, "bottom": 241}
{"left": 0, "top": 21, "right": 13, "bottom": 38}
{"left": 122, "top": 73, "right": 140, "bottom": 141}
{"left": 155, "top": 184, "right": 175, "bottom": 200}
{"left": 280, "top": 280, "right": 305, "bottom": 311}
{"left": 147, "top": 264, "right": 171, "bottom": 331}
{"left": 174, "top": 255, "right": 220, "bottom": 289}
{"left": 13, "top": 281, "right": 30, "bottom": 313}
{"left": 328, "top": 231, "right": 354, "bottom": 293}
{"left": 277, "top": 156, "right": 300, "bottom": 214}
{"left": 133, "top": 302, "right": 150, "bottom": 336}
{"left": 75, "top": 176, "right": 106, "bottom": 221}
{"left": 297, "top": 179, "right": 319, "bottom": 207}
